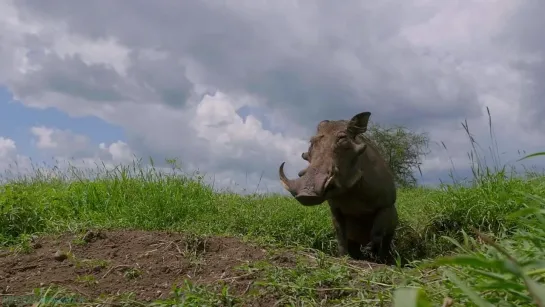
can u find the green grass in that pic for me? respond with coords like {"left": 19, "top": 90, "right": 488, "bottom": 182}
{"left": 2, "top": 111, "right": 545, "bottom": 305}
{"left": 1, "top": 158, "right": 543, "bottom": 259}
{"left": 1, "top": 155, "right": 544, "bottom": 306}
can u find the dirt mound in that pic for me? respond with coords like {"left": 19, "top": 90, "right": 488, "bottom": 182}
{"left": 0, "top": 229, "right": 288, "bottom": 305}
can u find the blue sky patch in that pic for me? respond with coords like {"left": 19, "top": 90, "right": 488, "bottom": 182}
{"left": 0, "top": 86, "right": 126, "bottom": 157}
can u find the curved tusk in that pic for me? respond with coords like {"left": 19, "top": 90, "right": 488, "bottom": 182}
{"left": 279, "top": 162, "right": 298, "bottom": 193}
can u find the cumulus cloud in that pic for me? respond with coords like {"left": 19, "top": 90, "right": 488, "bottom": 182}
{"left": 0, "top": 0, "right": 544, "bottom": 192}
{"left": 27, "top": 124, "right": 280, "bottom": 193}
{"left": 0, "top": 136, "right": 32, "bottom": 178}
{"left": 30, "top": 126, "right": 135, "bottom": 165}
{"left": 0, "top": 137, "right": 17, "bottom": 159}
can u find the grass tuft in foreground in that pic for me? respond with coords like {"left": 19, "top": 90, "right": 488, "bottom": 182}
{"left": 394, "top": 151, "right": 545, "bottom": 306}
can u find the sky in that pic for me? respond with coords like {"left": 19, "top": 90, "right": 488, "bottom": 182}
{"left": 1, "top": 0, "right": 544, "bottom": 194}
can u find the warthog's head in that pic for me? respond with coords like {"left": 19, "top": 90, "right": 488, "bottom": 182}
{"left": 279, "top": 112, "right": 371, "bottom": 205}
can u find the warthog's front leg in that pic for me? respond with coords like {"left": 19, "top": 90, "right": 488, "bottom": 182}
{"left": 370, "top": 204, "right": 398, "bottom": 264}
{"left": 329, "top": 206, "right": 349, "bottom": 257}
{"left": 346, "top": 239, "right": 365, "bottom": 260}
{"left": 330, "top": 207, "right": 366, "bottom": 259}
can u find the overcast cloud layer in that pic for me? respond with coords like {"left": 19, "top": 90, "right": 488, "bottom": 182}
{"left": 0, "top": 0, "right": 544, "bottom": 193}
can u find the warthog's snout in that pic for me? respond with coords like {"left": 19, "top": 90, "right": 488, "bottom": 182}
{"left": 279, "top": 162, "right": 333, "bottom": 206}
{"left": 294, "top": 190, "right": 327, "bottom": 206}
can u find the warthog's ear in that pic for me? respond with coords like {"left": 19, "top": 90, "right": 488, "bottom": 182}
{"left": 347, "top": 112, "right": 371, "bottom": 138}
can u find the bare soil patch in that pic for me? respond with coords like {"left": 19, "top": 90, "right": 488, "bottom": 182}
{"left": 0, "top": 229, "right": 293, "bottom": 305}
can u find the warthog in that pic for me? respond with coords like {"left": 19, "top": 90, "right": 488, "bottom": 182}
{"left": 279, "top": 111, "right": 398, "bottom": 263}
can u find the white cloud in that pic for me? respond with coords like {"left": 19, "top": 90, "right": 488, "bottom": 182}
{"left": 190, "top": 92, "right": 307, "bottom": 169}
{"left": 25, "top": 123, "right": 281, "bottom": 193}
{"left": 0, "top": 0, "right": 544, "bottom": 192}
{"left": 0, "top": 136, "right": 33, "bottom": 179}
{"left": 0, "top": 137, "right": 17, "bottom": 159}
{"left": 30, "top": 126, "right": 135, "bottom": 166}
{"left": 31, "top": 126, "right": 88, "bottom": 151}
{"left": 0, "top": 132, "right": 138, "bottom": 184}
{"left": 100, "top": 141, "right": 133, "bottom": 163}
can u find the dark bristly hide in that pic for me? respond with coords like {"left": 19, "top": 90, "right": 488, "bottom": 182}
{"left": 279, "top": 112, "right": 398, "bottom": 263}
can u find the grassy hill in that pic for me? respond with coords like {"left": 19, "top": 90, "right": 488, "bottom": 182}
{"left": 1, "top": 153, "right": 545, "bottom": 306}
